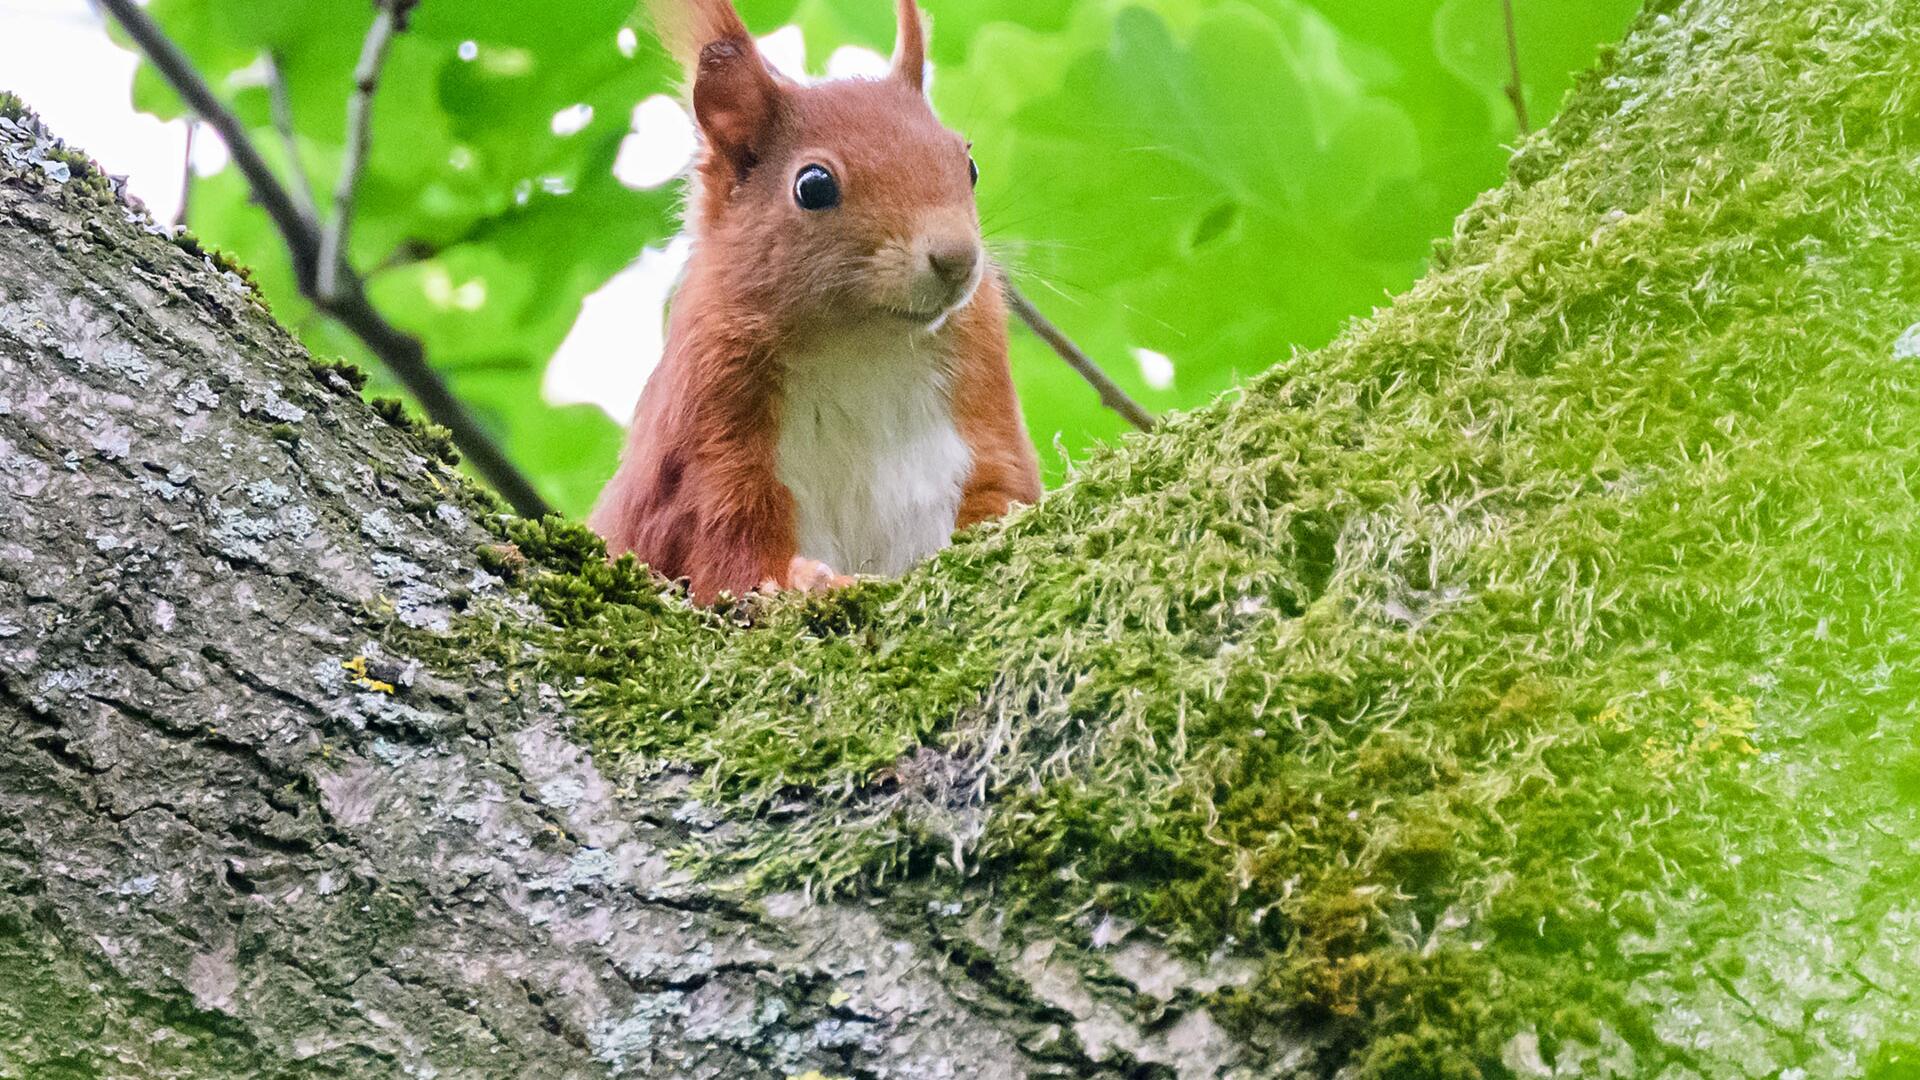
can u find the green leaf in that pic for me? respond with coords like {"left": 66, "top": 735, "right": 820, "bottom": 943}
{"left": 135, "top": 0, "right": 1643, "bottom": 510}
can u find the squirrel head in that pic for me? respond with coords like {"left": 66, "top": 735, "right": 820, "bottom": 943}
{"left": 652, "top": 0, "right": 984, "bottom": 331}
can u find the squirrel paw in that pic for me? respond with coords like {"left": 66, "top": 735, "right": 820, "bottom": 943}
{"left": 781, "top": 556, "right": 854, "bottom": 594}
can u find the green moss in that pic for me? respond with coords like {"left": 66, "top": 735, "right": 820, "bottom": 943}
{"left": 0, "top": 96, "right": 117, "bottom": 205}
{"left": 424, "top": 0, "right": 1920, "bottom": 1073}
{"left": 170, "top": 227, "right": 263, "bottom": 295}
{"left": 1, "top": 94, "right": 273, "bottom": 309}
{"left": 0, "top": 901, "right": 293, "bottom": 1077}
{"left": 367, "top": 396, "right": 460, "bottom": 468}
{"left": 475, "top": 540, "right": 530, "bottom": 582}
{"left": 306, "top": 356, "right": 370, "bottom": 395}
{"left": 1869, "top": 1042, "right": 1920, "bottom": 1080}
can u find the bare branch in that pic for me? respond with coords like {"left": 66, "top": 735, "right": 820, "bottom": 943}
{"left": 1502, "top": 0, "right": 1532, "bottom": 135}
{"left": 1002, "top": 278, "right": 1155, "bottom": 433}
{"left": 95, "top": 0, "right": 556, "bottom": 520}
{"left": 264, "top": 51, "right": 320, "bottom": 230}
{"left": 319, "top": 2, "right": 410, "bottom": 303}
{"left": 172, "top": 120, "right": 195, "bottom": 229}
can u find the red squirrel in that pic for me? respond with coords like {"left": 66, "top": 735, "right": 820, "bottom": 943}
{"left": 590, "top": 0, "right": 1042, "bottom": 603}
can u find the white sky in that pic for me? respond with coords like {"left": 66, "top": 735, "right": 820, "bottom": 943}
{"left": 1, "top": 0, "right": 200, "bottom": 221}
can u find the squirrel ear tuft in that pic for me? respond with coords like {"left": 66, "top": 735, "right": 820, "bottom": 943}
{"left": 891, "top": 0, "right": 927, "bottom": 92}
{"left": 647, "top": 1, "right": 782, "bottom": 178}
{"left": 645, "top": 0, "right": 751, "bottom": 68}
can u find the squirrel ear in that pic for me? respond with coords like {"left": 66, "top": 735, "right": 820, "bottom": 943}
{"left": 891, "top": 0, "right": 927, "bottom": 91}
{"left": 692, "top": 37, "right": 782, "bottom": 176}
{"left": 646, "top": 0, "right": 782, "bottom": 177}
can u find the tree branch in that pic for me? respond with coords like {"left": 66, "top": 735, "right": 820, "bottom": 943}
{"left": 171, "top": 120, "right": 195, "bottom": 229}
{"left": 264, "top": 51, "right": 320, "bottom": 230}
{"left": 1501, "top": 0, "right": 1532, "bottom": 135}
{"left": 1002, "top": 278, "right": 1155, "bottom": 433}
{"left": 97, "top": 0, "right": 320, "bottom": 272}
{"left": 326, "top": 281, "right": 555, "bottom": 519}
{"left": 320, "top": 2, "right": 411, "bottom": 303}
{"left": 96, "top": 0, "right": 555, "bottom": 520}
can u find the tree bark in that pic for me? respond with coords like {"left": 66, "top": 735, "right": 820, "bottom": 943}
{"left": 0, "top": 116, "right": 1249, "bottom": 1079}
{"left": 4, "top": 0, "right": 1918, "bottom": 1075}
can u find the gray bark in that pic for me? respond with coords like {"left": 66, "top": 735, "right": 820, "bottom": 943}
{"left": 0, "top": 120, "right": 1258, "bottom": 1077}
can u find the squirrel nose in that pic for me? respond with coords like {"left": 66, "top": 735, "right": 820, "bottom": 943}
{"left": 925, "top": 240, "right": 980, "bottom": 288}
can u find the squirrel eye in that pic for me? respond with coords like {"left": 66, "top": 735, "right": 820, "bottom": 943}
{"left": 794, "top": 164, "right": 841, "bottom": 211}
{"left": 968, "top": 156, "right": 979, "bottom": 188}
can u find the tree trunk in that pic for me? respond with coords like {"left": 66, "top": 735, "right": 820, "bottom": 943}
{"left": 0, "top": 121, "right": 1226, "bottom": 1080}
{"left": 3, "top": 0, "right": 1917, "bottom": 1076}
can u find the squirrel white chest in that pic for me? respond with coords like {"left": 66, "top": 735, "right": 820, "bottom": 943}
{"left": 774, "top": 328, "right": 972, "bottom": 577}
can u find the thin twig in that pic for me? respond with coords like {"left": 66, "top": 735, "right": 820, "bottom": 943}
{"left": 1501, "top": 0, "right": 1531, "bottom": 135}
{"left": 1002, "top": 277, "right": 1155, "bottom": 433}
{"left": 264, "top": 51, "right": 320, "bottom": 229}
{"left": 321, "top": 2, "right": 410, "bottom": 302}
{"left": 172, "top": 120, "right": 195, "bottom": 229}
{"left": 96, "top": 0, "right": 555, "bottom": 520}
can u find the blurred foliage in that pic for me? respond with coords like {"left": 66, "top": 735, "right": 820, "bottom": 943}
{"left": 125, "top": 0, "right": 1640, "bottom": 516}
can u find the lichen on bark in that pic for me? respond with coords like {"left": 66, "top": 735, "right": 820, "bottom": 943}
{"left": 0, "top": 92, "right": 1201, "bottom": 1080}
{"left": 484, "top": 0, "right": 1920, "bottom": 1074}
{"left": 5, "top": 0, "right": 1920, "bottom": 1076}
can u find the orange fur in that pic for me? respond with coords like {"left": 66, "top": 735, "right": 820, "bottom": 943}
{"left": 949, "top": 279, "right": 1042, "bottom": 527}
{"left": 592, "top": 0, "right": 1040, "bottom": 602}
{"left": 890, "top": 0, "right": 926, "bottom": 89}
